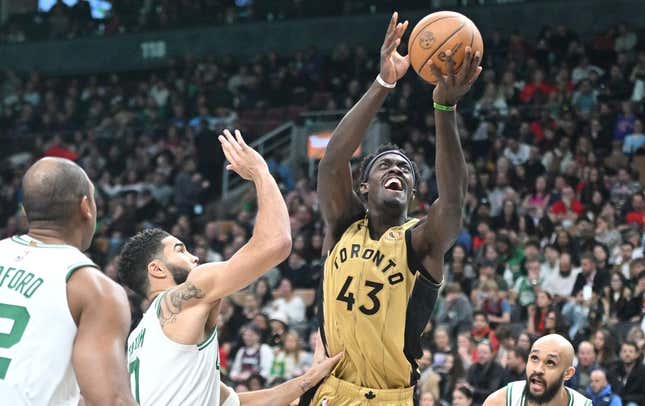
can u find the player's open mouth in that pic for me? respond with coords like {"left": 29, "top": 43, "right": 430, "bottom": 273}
{"left": 383, "top": 177, "right": 405, "bottom": 192}
{"left": 529, "top": 376, "right": 545, "bottom": 392}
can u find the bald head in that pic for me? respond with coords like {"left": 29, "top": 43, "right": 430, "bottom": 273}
{"left": 525, "top": 334, "right": 576, "bottom": 403}
{"left": 590, "top": 369, "right": 608, "bottom": 394}
{"left": 22, "top": 158, "right": 92, "bottom": 225}
{"left": 531, "top": 334, "right": 575, "bottom": 368}
{"left": 577, "top": 340, "right": 596, "bottom": 367}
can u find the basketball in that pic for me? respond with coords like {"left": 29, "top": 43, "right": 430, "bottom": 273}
{"left": 408, "top": 11, "right": 484, "bottom": 85}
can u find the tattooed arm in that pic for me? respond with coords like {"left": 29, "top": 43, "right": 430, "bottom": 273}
{"left": 157, "top": 130, "right": 291, "bottom": 345}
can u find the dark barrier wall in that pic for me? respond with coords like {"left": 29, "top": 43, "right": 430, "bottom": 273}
{"left": 1, "top": 0, "right": 644, "bottom": 75}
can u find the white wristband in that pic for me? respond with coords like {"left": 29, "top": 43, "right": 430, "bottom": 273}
{"left": 376, "top": 74, "right": 396, "bottom": 89}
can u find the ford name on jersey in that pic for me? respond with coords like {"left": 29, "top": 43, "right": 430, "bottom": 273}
{"left": 0, "top": 265, "right": 44, "bottom": 299}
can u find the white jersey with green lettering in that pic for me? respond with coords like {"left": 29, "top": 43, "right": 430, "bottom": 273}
{"left": 127, "top": 289, "right": 220, "bottom": 406}
{"left": 0, "top": 234, "right": 98, "bottom": 405}
{"left": 505, "top": 380, "right": 592, "bottom": 406}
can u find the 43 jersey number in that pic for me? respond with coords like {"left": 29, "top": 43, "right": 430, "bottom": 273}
{"left": 335, "top": 273, "right": 404, "bottom": 315}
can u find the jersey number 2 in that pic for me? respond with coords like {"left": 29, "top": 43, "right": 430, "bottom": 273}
{"left": 336, "top": 276, "right": 384, "bottom": 315}
{"left": 0, "top": 303, "right": 31, "bottom": 379}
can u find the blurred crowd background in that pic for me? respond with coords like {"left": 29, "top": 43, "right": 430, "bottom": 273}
{"left": 1, "top": 1, "right": 645, "bottom": 405}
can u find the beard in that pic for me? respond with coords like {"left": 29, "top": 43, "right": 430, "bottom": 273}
{"left": 166, "top": 262, "right": 190, "bottom": 285}
{"left": 523, "top": 371, "right": 565, "bottom": 405}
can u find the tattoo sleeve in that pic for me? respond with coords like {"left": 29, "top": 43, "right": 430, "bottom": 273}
{"left": 158, "top": 282, "right": 205, "bottom": 326}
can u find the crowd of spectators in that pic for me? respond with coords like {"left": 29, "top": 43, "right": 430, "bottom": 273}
{"left": 0, "top": 0, "right": 444, "bottom": 43}
{"left": 2, "top": 13, "right": 645, "bottom": 406}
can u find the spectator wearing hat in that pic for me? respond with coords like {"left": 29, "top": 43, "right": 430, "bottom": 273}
{"left": 268, "top": 311, "right": 289, "bottom": 348}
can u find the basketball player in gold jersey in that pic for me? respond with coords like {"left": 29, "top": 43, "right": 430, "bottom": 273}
{"left": 305, "top": 11, "right": 482, "bottom": 406}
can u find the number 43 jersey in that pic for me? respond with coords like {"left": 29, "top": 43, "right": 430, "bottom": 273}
{"left": 320, "top": 218, "right": 442, "bottom": 389}
{"left": 0, "top": 235, "right": 98, "bottom": 406}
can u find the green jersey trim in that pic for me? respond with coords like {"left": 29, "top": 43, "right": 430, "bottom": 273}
{"left": 11, "top": 235, "right": 72, "bottom": 248}
{"left": 197, "top": 327, "right": 217, "bottom": 351}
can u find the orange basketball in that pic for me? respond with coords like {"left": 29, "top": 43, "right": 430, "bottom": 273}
{"left": 408, "top": 11, "right": 483, "bottom": 85}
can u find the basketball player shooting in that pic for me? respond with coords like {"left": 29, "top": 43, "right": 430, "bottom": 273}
{"left": 305, "top": 11, "right": 482, "bottom": 406}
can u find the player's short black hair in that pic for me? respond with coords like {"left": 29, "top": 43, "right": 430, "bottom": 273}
{"left": 117, "top": 228, "right": 170, "bottom": 298}
{"left": 357, "top": 143, "right": 420, "bottom": 198}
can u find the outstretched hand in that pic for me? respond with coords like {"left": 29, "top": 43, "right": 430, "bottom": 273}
{"left": 380, "top": 11, "right": 410, "bottom": 85}
{"left": 305, "top": 330, "right": 343, "bottom": 383}
{"left": 218, "top": 129, "right": 269, "bottom": 181}
{"left": 429, "top": 46, "right": 482, "bottom": 106}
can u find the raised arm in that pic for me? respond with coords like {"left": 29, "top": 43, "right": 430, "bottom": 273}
{"left": 318, "top": 12, "right": 409, "bottom": 248}
{"left": 158, "top": 130, "right": 291, "bottom": 342}
{"left": 411, "top": 48, "right": 482, "bottom": 282}
{"left": 187, "top": 130, "right": 291, "bottom": 298}
{"left": 69, "top": 268, "right": 136, "bottom": 406}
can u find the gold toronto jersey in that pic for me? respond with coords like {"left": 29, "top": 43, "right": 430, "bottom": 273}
{"left": 318, "top": 217, "right": 441, "bottom": 390}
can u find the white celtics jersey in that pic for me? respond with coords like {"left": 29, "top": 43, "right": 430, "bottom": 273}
{"left": 127, "top": 290, "right": 220, "bottom": 406}
{"left": 505, "top": 381, "right": 592, "bottom": 406}
{"left": 0, "top": 234, "right": 98, "bottom": 405}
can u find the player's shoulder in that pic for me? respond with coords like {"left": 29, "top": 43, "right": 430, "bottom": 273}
{"left": 482, "top": 383, "right": 510, "bottom": 406}
{"left": 68, "top": 266, "right": 128, "bottom": 306}
{"left": 66, "top": 265, "right": 130, "bottom": 327}
{"left": 567, "top": 386, "right": 592, "bottom": 405}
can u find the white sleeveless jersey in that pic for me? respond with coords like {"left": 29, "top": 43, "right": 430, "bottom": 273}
{"left": 127, "top": 290, "right": 220, "bottom": 406}
{"left": 505, "top": 381, "right": 592, "bottom": 406}
{"left": 0, "top": 234, "right": 98, "bottom": 406}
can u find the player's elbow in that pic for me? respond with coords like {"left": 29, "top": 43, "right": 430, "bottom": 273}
{"left": 269, "top": 233, "right": 292, "bottom": 262}
{"left": 439, "top": 205, "right": 464, "bottom": 235}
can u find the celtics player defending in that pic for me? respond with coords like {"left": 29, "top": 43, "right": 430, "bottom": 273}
{"left": 484, "top": 334, "right": 591, "bottom": 406}
{"left": 0, "top": 158, "right": 134, "bottom": 405}
{"left": 306, "top": 11, "right": 482, "bottom": 406}
{"left": 118, "top": 130, "right": 342, "bottom": 406}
